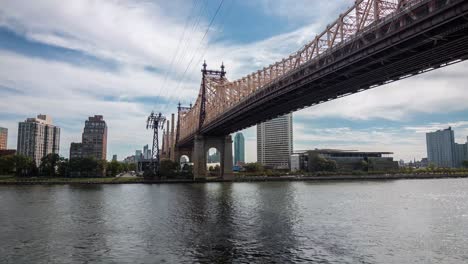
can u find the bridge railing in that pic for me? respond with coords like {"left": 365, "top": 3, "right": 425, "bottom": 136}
{"left": 178, "top": 0, "right": 427, "bottom": 143}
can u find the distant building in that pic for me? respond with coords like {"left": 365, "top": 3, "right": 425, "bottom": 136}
{"left": 143, "top": 145, "right": 148, "bottom": 159}
{"left": 207, "top": 150, "right": 220, "bottom": 163}
{"left": 426, "top": 127, "right": 455, "bottom": 167}
{"left": 70, "top": 115, "right": 107, "bottom": 160}
{"left": 135, "top": 150, "right": 143, "bottom": 161}
{"left": 420, "top": 158, "right": 429, "bottom": 168}
{"left": 291, "top": 149, "right": 398, "bottom": 172}
{"left": 0, "top": 127, "right": 7, "bottom": 150}
{"left": 17, "top": 114, "right": 60, "bottom": 165}
{"left": 112, "top": 155, "right": 117, "bottom": 161}
{"left": 146, "top": 149, "right": 152, "bottom": 159}
{"left": 123, "top": 155, "right": 136, "bottom": 163}
{"left": 82, "top": 115, "right": 107, "bottom": 160}
{"left": 143, "top": 144, "right": 151, "bottom": 159}
{"left": 69, "top": 143, "right": 83, "bottom": 159}
{"left": 234, "top": 133, "right": 245, "bottom": 165}
{"left": 257, "top": 114, "right": 293, "bottom": 169}
{"left": 453, "top": 143, "right": 468, "bottom": 168}
{"left": 426, "top": 127, "right": 467, "bottom": 168}
{"left": 398, "top": 159, "right": 405, "bottom": 167}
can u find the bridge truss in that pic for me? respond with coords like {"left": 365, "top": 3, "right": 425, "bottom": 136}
{"left": 176, "top": 0, "right": 468, "bottom": 147}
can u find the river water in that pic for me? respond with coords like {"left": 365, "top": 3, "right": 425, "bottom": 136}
{"left": 1, "top": 179, "right": 468, "bottom": 263}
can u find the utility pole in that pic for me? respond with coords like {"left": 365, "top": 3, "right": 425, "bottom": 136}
{"left": 146, "top": 112, "right": 166, "bottom": 178}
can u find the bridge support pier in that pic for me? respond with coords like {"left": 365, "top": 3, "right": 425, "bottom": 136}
{"left": 193, "top": 134, "right": 233, "bottom": 180}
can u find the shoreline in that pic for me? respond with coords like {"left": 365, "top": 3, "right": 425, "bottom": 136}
{"left": 1, "top": 173, "right": 468, "bottom": 185}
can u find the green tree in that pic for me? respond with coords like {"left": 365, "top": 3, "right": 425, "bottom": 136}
{"left": 11, "top": 155, "right": 35, "bottom": 177}
{"left": 309, "top": 155, "right": 337, "bottom": 172}
{"left": 57, "top": 157, "right": 69, "bottom": 177}
{"left": 69, "top": 157, "right": 103, "bottom": 177}
{"left": 160, "top": 159, "right": 178, "bottom": 178}
{"left": 0, "top": 155, "right": 15, "bottom": 175}
{"left": 107, "top": 160, "right": 122, "bottom": 177}
{"left": 127, "top": 163, "right": 137, "bottom": 172}
{"left": 356, "top": 160, "right": 368, "bottom": 171}
{"left": 462, "top": 160, "right": 468, "bottom": 168}
{"left": 244, "top": 162, "right": 264, "bottom": 172}
{"left": 39, "top": 153, "right": 60, "bottom": 177}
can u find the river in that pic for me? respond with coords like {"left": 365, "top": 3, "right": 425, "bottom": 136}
{"left": 1, "top": 179, "right": 468, "bottom": 263}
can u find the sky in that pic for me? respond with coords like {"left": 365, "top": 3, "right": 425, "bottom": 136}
{"left": 1, "top": 0, "right": 468, "bottom": 163}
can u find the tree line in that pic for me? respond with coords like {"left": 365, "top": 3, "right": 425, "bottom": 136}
{"left": 0, "top": 153, "right": 136, "bottom": 177}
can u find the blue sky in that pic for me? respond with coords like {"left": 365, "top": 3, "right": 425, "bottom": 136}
{"left": 1, "top": 0, "right": 468, "bottom": 162}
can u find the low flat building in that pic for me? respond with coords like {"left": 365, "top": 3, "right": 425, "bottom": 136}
{"left": 291, "top": 149, "right": 398, "bottom": 172}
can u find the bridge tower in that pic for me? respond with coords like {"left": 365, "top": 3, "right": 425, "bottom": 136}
{"left": 175, "top": 62, "right": 233, "bottom": 180}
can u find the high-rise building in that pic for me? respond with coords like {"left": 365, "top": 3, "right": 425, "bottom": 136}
{"left": 70, "top": 115, "right": 107, "bottom": 160}
{"left": 82, "top": 115, "right": 107, "bottom": 160}
{"left": 234, "top": 132, "right": 245, "bottom": 165}
{"left": 146, "top": 149, "right": 152, "bottom": 159}
{"left": 17, "top": 114, "right": 60, "bottom": 165}
{"left": 257, "top": 113, "right": 293, "bottom": 169}
{"left": 426, "top": 127, "right": 467, "bottom": 168}
{"left": 112, "top": 155, "right": 117, "bottom": 161}
{"left": 135, "top": 150, "right": 143, "bottom": 161}
{"left": 143, "top": 144, "right": 152, "bottom": 159}
{"left": 0, "top": 127, "right": 7, "bottom": 150}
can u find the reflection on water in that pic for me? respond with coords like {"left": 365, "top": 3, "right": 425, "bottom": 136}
{"left": 1, "top": 179, "right": 468, "bottom": 263}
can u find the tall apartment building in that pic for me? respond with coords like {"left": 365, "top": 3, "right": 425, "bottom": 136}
{"left": 70, "top": 115, "right": 107, "bottom": 160}
{"left": 257, "top": 113, "right": 293, "bottom": 169}
{"left": 426, "top": 127, "right": 467, "bottom": 168}
{"left": 143, "top": 144, "right": 151, "bottom": 159}
{"left": 0, "top": 127, "right": 7, "bottom": 150}
{"left": 17, "top": 115, "right": 60, "bottom": 165}
{"left": 426, "top": 127, "right": 454, "bottom": 167}
{"left": 234, "top": 132, "right": 245, "bottom": 165}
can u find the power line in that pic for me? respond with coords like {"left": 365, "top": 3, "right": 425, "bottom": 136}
{"left": 158, "top": 0, "right": 203, "bottom": 106}
{"left": 173, "top": 0, "right": 226, "bottom": 101}
{"left": 181, "top": 0, "right": 235, "bottom": 93}
{"left": 168, "top": 0, "right": 210, "bottom": 98}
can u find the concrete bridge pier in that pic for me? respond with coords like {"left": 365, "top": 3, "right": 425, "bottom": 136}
{"left": 193, "top": 134, "right": 233, "bottom": 180}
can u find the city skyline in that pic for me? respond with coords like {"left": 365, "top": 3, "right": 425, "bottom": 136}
{"left": 1, "top": 0, "right": 468, "bottom": 162}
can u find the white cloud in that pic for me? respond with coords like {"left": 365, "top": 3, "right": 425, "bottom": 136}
{"left": 0, "top": 0, "right": 203, "bottom": 73}
{"left": 1, "top": 0, "right": 468, "bottom": 163}
{"left": 252, "top": 0, "right": 354, "bottom": 22}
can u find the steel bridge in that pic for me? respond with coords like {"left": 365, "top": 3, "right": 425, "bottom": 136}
{"left": 160, "top": 0, "right": 468, "bottom": 179}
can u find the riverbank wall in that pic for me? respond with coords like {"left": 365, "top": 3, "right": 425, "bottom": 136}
{"left": 1, "top": 173, "right": 468, "bottom": 185}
